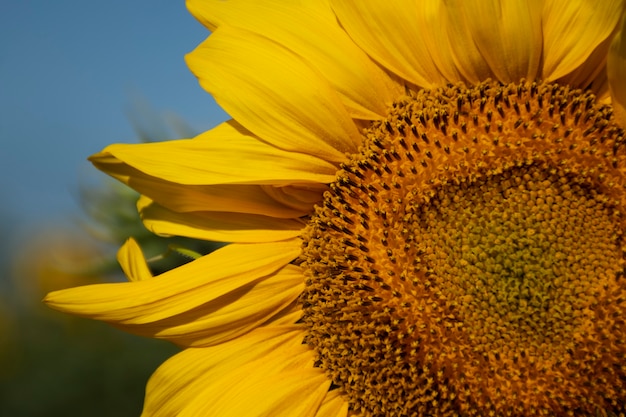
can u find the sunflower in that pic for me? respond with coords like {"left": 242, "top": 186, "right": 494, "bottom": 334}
{"left": 46, "top": 0, "right": 626, "bottom": 415}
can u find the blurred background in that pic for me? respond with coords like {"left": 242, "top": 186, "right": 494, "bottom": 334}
{"left": 1, "top": 2, "right": 227, "bottom": 415}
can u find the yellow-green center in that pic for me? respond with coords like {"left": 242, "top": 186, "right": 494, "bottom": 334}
{"left": 300, "top": 81, "right": 626, "bottom": 416}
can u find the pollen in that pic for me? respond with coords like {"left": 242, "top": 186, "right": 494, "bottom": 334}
{"left": 300, "top": 81, "right": 626, "bottom": 416}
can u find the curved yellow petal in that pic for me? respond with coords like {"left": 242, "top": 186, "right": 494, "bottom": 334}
{"left": 188, "top": 0, "right": 302, "bottom": 31}
{"left": 594, "top": 71, "right": 611, "bottom": 102}
{"left": 317, "top": 389, "right": 349, "bottom": 417}
{"left": 542, "top": 0, "right": 626, "bottom": 81}
{"left": 262, "top": 301, "right": 303, "bottom": 327}
{"left": 179, "top": 345, "right": 329, "bottom": 417}
{"left": 44, "top": 240, "right": 300, "bottom": 324}
{"left": 142, "top": 325, "right": 307, "bottom": 417}
{"left": 330, "top": 0, "right": 448, "bottom": 88}
{"left": 608, "top": 14, "right": 626, "bottom": 127}
{"left": 187, "top": 0, "right": 401, "bottom": 119}
{"left": 448, "top": 0, "right": 542, "bottom": 83}
{"left": 261, "top": 183, "right": 326, "bottom": 214}
{"left": 186, "top": 26, "right": 361, "bottom": 162}
{"left": 139, "top": 198, "right": 305, "bottom": 243}
{"left": 91, "top": 154, "right": 313, "bottom": 219}
{"left": 92, "top": 121, "right": 337, "bottom": 188}
{"left": 444, "top": 3, "right": 494, "bottom": 84}
{"left": 119, "top": 265, "right": 304, "bottom": 347}
{"left": 414, "top": 1, "right": 464, "bottom": 84}
{"left": 559, "top": 40, "right": 614, "bottom": 92}
{"left": 117, "top": 238, "right": 152, "bottom": 282}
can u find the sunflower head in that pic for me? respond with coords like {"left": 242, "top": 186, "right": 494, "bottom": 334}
{"left": 301, "top": 80, "right": 626, "bottom": 415}
{"left": 45, "top": 1, "right": 626, "bottom": 416}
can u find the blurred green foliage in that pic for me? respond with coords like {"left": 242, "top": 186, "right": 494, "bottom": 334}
{"left": 0, "top": 306, "right": 179, "bottom": 417}
{"left": 0, "top": 104, "right": 220, "bottom": 416}
{"left": 78, "top": 175, "right": 221, "bottom": 277}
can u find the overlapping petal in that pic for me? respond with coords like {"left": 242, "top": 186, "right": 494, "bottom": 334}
{"left": 91, "top": 158, "right": 312, "bottom": 219}
{"left": 317, "top": 390, "right": 349, "bottom": 417}
{"left": 179, "top": 346, "right": 328, "bottom": 416}
{"left": 44, "top": 240, "right": 301, "bottom": 346}
{"left": 443, "top": 3, "right": 494, "bottom": 84}
{"left": 330, "top": 0, "right": 450, "bottom": 88}
{"left": 261, "top": 183, "right": 326, "bottom": 214}
{"left": 447, "top": 0, "right": 542, "bottom": 83}
{"left": 125, "top": 265, "right": 303, "bottom": 347}
{"left": 142, "top": 325, "right": 306, "bottom": 416}
{"left": 117, "top": 238, "right": 152, "bottom": 282}
{"left": 143, "top": 325, "right": 330, "bottom": 417}
{"left": 187, "top": 0, "right": 401, "bottom": 120}
{"left": 92, "top": 121, "right": 337, "bottom": 187}
{"left": 139, "top": 198, "right": 305, "bottom": 243}
{"left": 411, "top": 1, "right": 465, "bottom": 83}
{"left": 187, "top": 26, "right": 361, "bottom": 162}
{"left": 609, "top": 14, "right": 626, "bottom": 126}
{"left": 542, "top": 0, "right": 625, "bottom": 81}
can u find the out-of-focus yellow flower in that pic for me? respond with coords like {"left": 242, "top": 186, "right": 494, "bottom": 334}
{"left": 15, "top": 229, "right": 107, "bottom": 302}
{"left": 46, "top": 1, "right": 626, "bottom": 415}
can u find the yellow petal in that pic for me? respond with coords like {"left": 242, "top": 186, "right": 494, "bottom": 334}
{"left": 45, "top": 240, "right": 300, "bottom": 325}
{"left": 443, "top": 3, "right": 494, "bottom": 84}
{"left": 609, "top": 13, "right": 626, "bottom": 127}
{"left": 125, "top": 264, "right": 304, "bottom": 347}
{"left": 186, "top": 26, "right": 361, "bottom": 162}
{"left": 594, "top": 71, "right": 611, "bottom": 103}
{"left": 187, "top": 0, "right": 401, "bottom": 119}
{"left": 330, "top": 0, "right": 448, "bottom": 88}
{"left": 92, "top": 121, "right": 338, "bottom": 187}
{"left": 178, "top": 345, "right": 329, "bottom": 417}
{"left": 262, "top": 301, "right": 303, "bottom": 327}
{"left": 414, "top": 1, "right": 464, "bottom": 83}
{"left": 187, "top": 0, "right": 289, "bottom": 30}
{"left": 542, "top": 0, "right": 626, "bottom": 81}
{"left": 448, "top": 0, "right": 542, "bottom": 83}
{"left": 139, "top": 198, "right": 305, "bottom": 243}
{"left": 142, "top": 325, "right": 307, "bottom": 417}
{"left": 561, "top": 44, "right": 614, "bottom": 93}
{"left": 317, "top": 389, "right": 349, "bottom": 417}
{"left": 261, "top": 183, "right": 326, "bottom": 214}
{"left": 91, "top": 155, "right": 313, "bottom": 218}
{"left": 117, "top": 238, "right": 152, "bottom": 282}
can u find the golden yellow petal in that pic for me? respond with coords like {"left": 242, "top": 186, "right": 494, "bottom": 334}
{"left": 317, "top": 389, "right": 349, "bottom": 417}
{"left": 542, "top": 0, "right": 626, "bottom": 80}
{"left": 448, "top": 0, "right": 542, "bottom": 83}
{"left": 92, "top": 121, "right": 337, "bottom": 187}
{"left": 594, "top": 71, "right": 611, "bottom": 102}
{"left": 186, "top": 26, "right": 361, "bottom": 162}
{"left": 609, "top": 14, "right": 626, "bottom": 127}
{"left": 44, "top": 240, "right": 300, "bottom": 324}
{"left": 560, "top": 43, "right": 614, "bottom": 94}
{"left": 188, "top": 0, "right": 401, "bottom": 120}
{"left": 443, "top": 4, "right": 494, "bottom": 84}
{"left": 261, "top": 183, "right": 326, "bottom": 214}
{"left": 413, "top": 1, "right": 464, "bottom": 83}
{"left": 188, "top": 0, "right": 301, "bottom": 31}
{"left": 90, "top": 154, "right": 313, "bottom": 218}
{"left": 124, "top": 264, "right": 304, "bottom": 347}
{"left": 178, "top": 345, "right": 329, "bottom": 416}
{"left": 261, "top": 301, "right": 303, "bottom": 326}
{"left": 117, "top": 238, "right": 152, "bottom": 282}
{"left": 139, "top": 198, "right": 304, "bottom": 243}
{"left": 142, "top": 325, "right": 307, "bottom": 417}
{"left": 330, "top": 0, "right": 448, "bottom": 88}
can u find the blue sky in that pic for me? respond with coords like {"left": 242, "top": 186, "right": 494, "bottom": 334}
{"left": 1, "top": 1, "right": 227, "bottom": 237}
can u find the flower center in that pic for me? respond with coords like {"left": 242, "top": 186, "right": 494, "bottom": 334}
{"left": 300, "top": 81, "right": 626, "bottom": 416}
